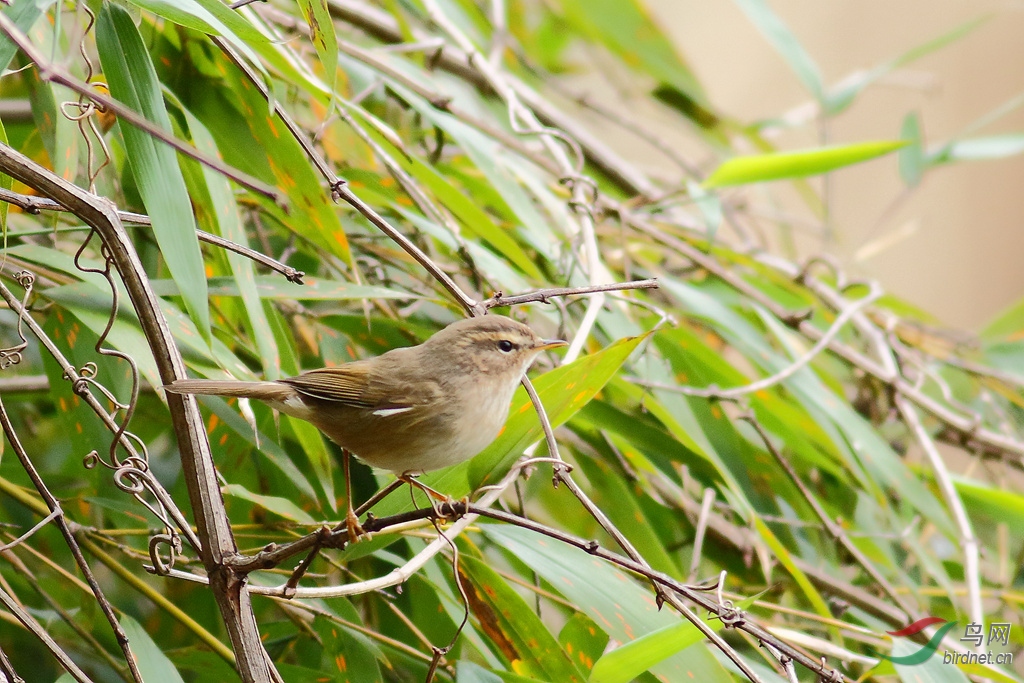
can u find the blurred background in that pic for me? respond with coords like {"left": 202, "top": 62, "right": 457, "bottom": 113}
{"left": 563, "top": 0, "right": 1024, "bottom": 331}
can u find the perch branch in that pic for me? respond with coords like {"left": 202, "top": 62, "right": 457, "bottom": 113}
{"left": 0, "top": 141, "right": 281, "bottom": 683}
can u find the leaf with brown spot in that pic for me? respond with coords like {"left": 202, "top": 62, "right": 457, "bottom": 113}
{"left": 458, "top": 556, "right": 585, "bottom": 682}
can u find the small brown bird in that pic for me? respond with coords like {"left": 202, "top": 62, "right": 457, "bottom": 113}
{"left": 165, "top": 315, "right": 566, "bottom": 538}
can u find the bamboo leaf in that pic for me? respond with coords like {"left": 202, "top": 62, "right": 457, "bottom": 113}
{"left": 589, "top": 595, "right": 759, "bottom": 683}
{"left": 297, "top": 0, "right": 337, "bottom": 88}
{"left": 96, "top": 3, "right": 211, "bottom": 344}
{"left": 558, "top": 0, "right": 709, "bottom": 112}
{"left": 120, "top": 615, "right": 187, "bottom": 683}
{"left": 704, "top": 141, "right": 907, "bottom": 187}
{"left": 731, "top": 0, "right": 823, "bottom": 102}
{"left": 0, "top": 0, "right": 51, "bottom": 71}
{"left": 222, "top": 484, "right": 317, "bottom": 524}
{"left": 929, "top": 134, "right": 1024, "bottom": 163}
{"left": 458, "top": 555, "right": 586, "bottom": 682}
{"left": 485, "top": 526, "right": 732, "bottom": 683}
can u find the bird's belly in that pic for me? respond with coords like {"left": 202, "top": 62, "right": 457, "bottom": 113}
{"left": 307, "top": 389, "right": 511, "bottom": 474}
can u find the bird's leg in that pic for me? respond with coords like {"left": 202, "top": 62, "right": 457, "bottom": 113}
{"left": 352, "top": 477, "right": 405, "bottom": 518}
{"left": 399, "top": 473, "right": 463, "bottom": 521}
{"left": 342, "top": 449, "right": 365, "bottom": 544}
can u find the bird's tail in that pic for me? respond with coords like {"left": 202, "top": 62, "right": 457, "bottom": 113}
{"left": 164, "top": 379, "right": 295, "bottom": 403}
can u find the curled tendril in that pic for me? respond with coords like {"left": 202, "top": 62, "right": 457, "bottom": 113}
{"left": 149, "top": 532, "right": 182, "bottom": 576}
{"left": 113, "top": 465, "right": 147, "bottom": 495}
{"left": 0, "top": 350, "right": 22, "bottom": 369}
{"left": 60, "top": 99, "right": 98, "bottom": 122}
{"left": 0, "top": 271, "right": 33, "bottom": 371}
{"left": 818, "top": 662, "right": 842, "bottom": 683}
{"left": 83, "top": 450, "right": 100, "bottom": 469}
{"left": 560, "top": 174, "right": 599, "bottom": 210}
{"left": 715, "top": 600, "right": 746, "bottom": 629}
{"left": 13, "top": 270, "right": 34, "bottom": 289}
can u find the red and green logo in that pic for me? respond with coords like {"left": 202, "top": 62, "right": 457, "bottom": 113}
{"left": 873, "top": 617, "right": 958, "bottom": 665}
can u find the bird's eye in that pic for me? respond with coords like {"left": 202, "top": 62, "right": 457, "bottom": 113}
{"left": 497, "top": 340, "right": 514, "bottom": 353}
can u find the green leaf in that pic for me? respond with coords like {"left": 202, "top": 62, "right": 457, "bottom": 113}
{"left": 558, "top": 613, "right": 608, "bottom": 675}
{"left": 589, "top": 594, "right": 759, "bottom": 683}
{"left": 752, "top": 517, "right": 832, "bottom": 620}
{"left": 266, "top": 301, "right": 336, "bottom": 509}
{"left": 954, "top": 476, "right": 1024, "bottom": 528}
{"left": 981, "top": 295, "right": 1024, "bottom": 340}
{"left": 572, "top": 454, "right": 681, "bottom": 579}
{"left": 459, "top": 555, "right": 586, "bottom": 682}
{"left": 96, "top": 3, "right": 211, "bottom": 344}
{"left": 186, "top": 48, "right": 351, "bottom": 264}
{"left": 664, "top": 280, "right": 956, "bottom": 538}
{"left": 929, "top": 134, "right": 1024, "bottom": 163}
{"left": 899, "top": 112, "right": 924, "bottom": 187}
{"left": 0, "top": 115, "right": 8, "bottom": 232}
{"left": 127, "top": 0, "right": 267, "bottom": 77}
{"left": 194, "top": 394, "right": 319, "bottom": 502}
{"left": 284, "top": 416, "right": 336, "bottom": 513}
{"left": 0, "top": 0, "right": 52, "bottom": 72}
{"left": 731, "top": 0, "right": 823, "bottom": 102}
{"left": 222, "top": 483, "right": 317, "bottom": 524}
{"left": 704, "top": 140, "right": 907, "bottom": 187}
{"left": 148, "top": 276, "right": 416, "bottom": 301}
{"left": 297, "top": 0, "right": 337, "bottom": 88}
{"left": 120, "top": 614, "right": 187, "bottom": 683}
{"left": 687, "top": 180, "right": 722, "bottom": 241}
{"left": 311, "top": 614, "right": 384, "bottom": 682}
{"left": 825, "top": 15, "right": 989, "bottom": 114}
{"left": 346, "top": 106, "right": 544, "bottom": 281}
{"left": 556, "top": 0, "right": 713, "bottom": 121}
{"left": 485, "top": 526, "right": 732, "bottom": 683}
{"left": 174, "top": 103, "right": 281, "bottom": 378}
{"left": 890, "top": 635, "right": 970, "bottom": 683}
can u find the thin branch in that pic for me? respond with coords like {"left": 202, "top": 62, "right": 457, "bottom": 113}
{"left": 0, "top": 540, "right": 131, "bottom": 681}
{"left": 0, "top": 646, "right": 23, "bottom": 683}
{"left": 333, "top": 182, "right": 480, "bottom": 314}
{"left": 212, "top": 36, "right": 481, "bottom": 315}
{"left": 484, "top": 279, "right": 658, "bottom": 309}
{"left": 0, "top": 584, "right": 93, "bottom": 683}
{"left": 526, "top": 372, "right": 764, "bottom": 683}
{"left": 0, "top": 188, "right": 304, "bottom": 284}
{"left": 739, "top": 410, "right": 923, "bottom": 622}
{"left": 895, "top": 397, "right": 983, "bottom": 627}
{"left": 0, "top": 14, "right": 284, "bottom": 206}
{"left": 635, "top": 218, "right": 1024, "bottom": 462}
{"left": 326, "top": 0, "right": 656, "bottom": 198}
{"left": 0, "top": 141, "right": 281, "bottom": 683}
{"left": 0, "top": 389, "right": 144, "bottom": 682}
{"left": 76, "top": 532, "right": 237, "bottom": 665}
{"left": 0, "top": 277, "right": 200, "bottom": 553}
{"left": 374, "top": 502, "right": 843, "bottom": 682}
{"left": 640, "top": 467, "right": 912, "bottom": 626}
{"left": 177, "top": 456, "right": 557, "bottom": 598}
{"left": 688, "top": 488, "right": 716, "bottom": 583}
{"left": 628, "top": 283, "right": 879, "bottom": 399}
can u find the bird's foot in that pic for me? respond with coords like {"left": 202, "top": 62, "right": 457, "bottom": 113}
{"left": 336, "top": 508, "right": 366, "bottom": 545}
{"left": 347, "top": 509, "right": 365, "bottom": 544}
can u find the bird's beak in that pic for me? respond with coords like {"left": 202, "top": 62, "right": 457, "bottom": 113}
{"left": 534, "top": 338, "right": 568, "bottom": 351}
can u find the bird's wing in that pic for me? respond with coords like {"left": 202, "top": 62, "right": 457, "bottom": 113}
{"left": 279, "top": 365, "right": 378, "bottom": 407}
{"left": 280, "top": 361, "right": 441, "bottom": 412}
